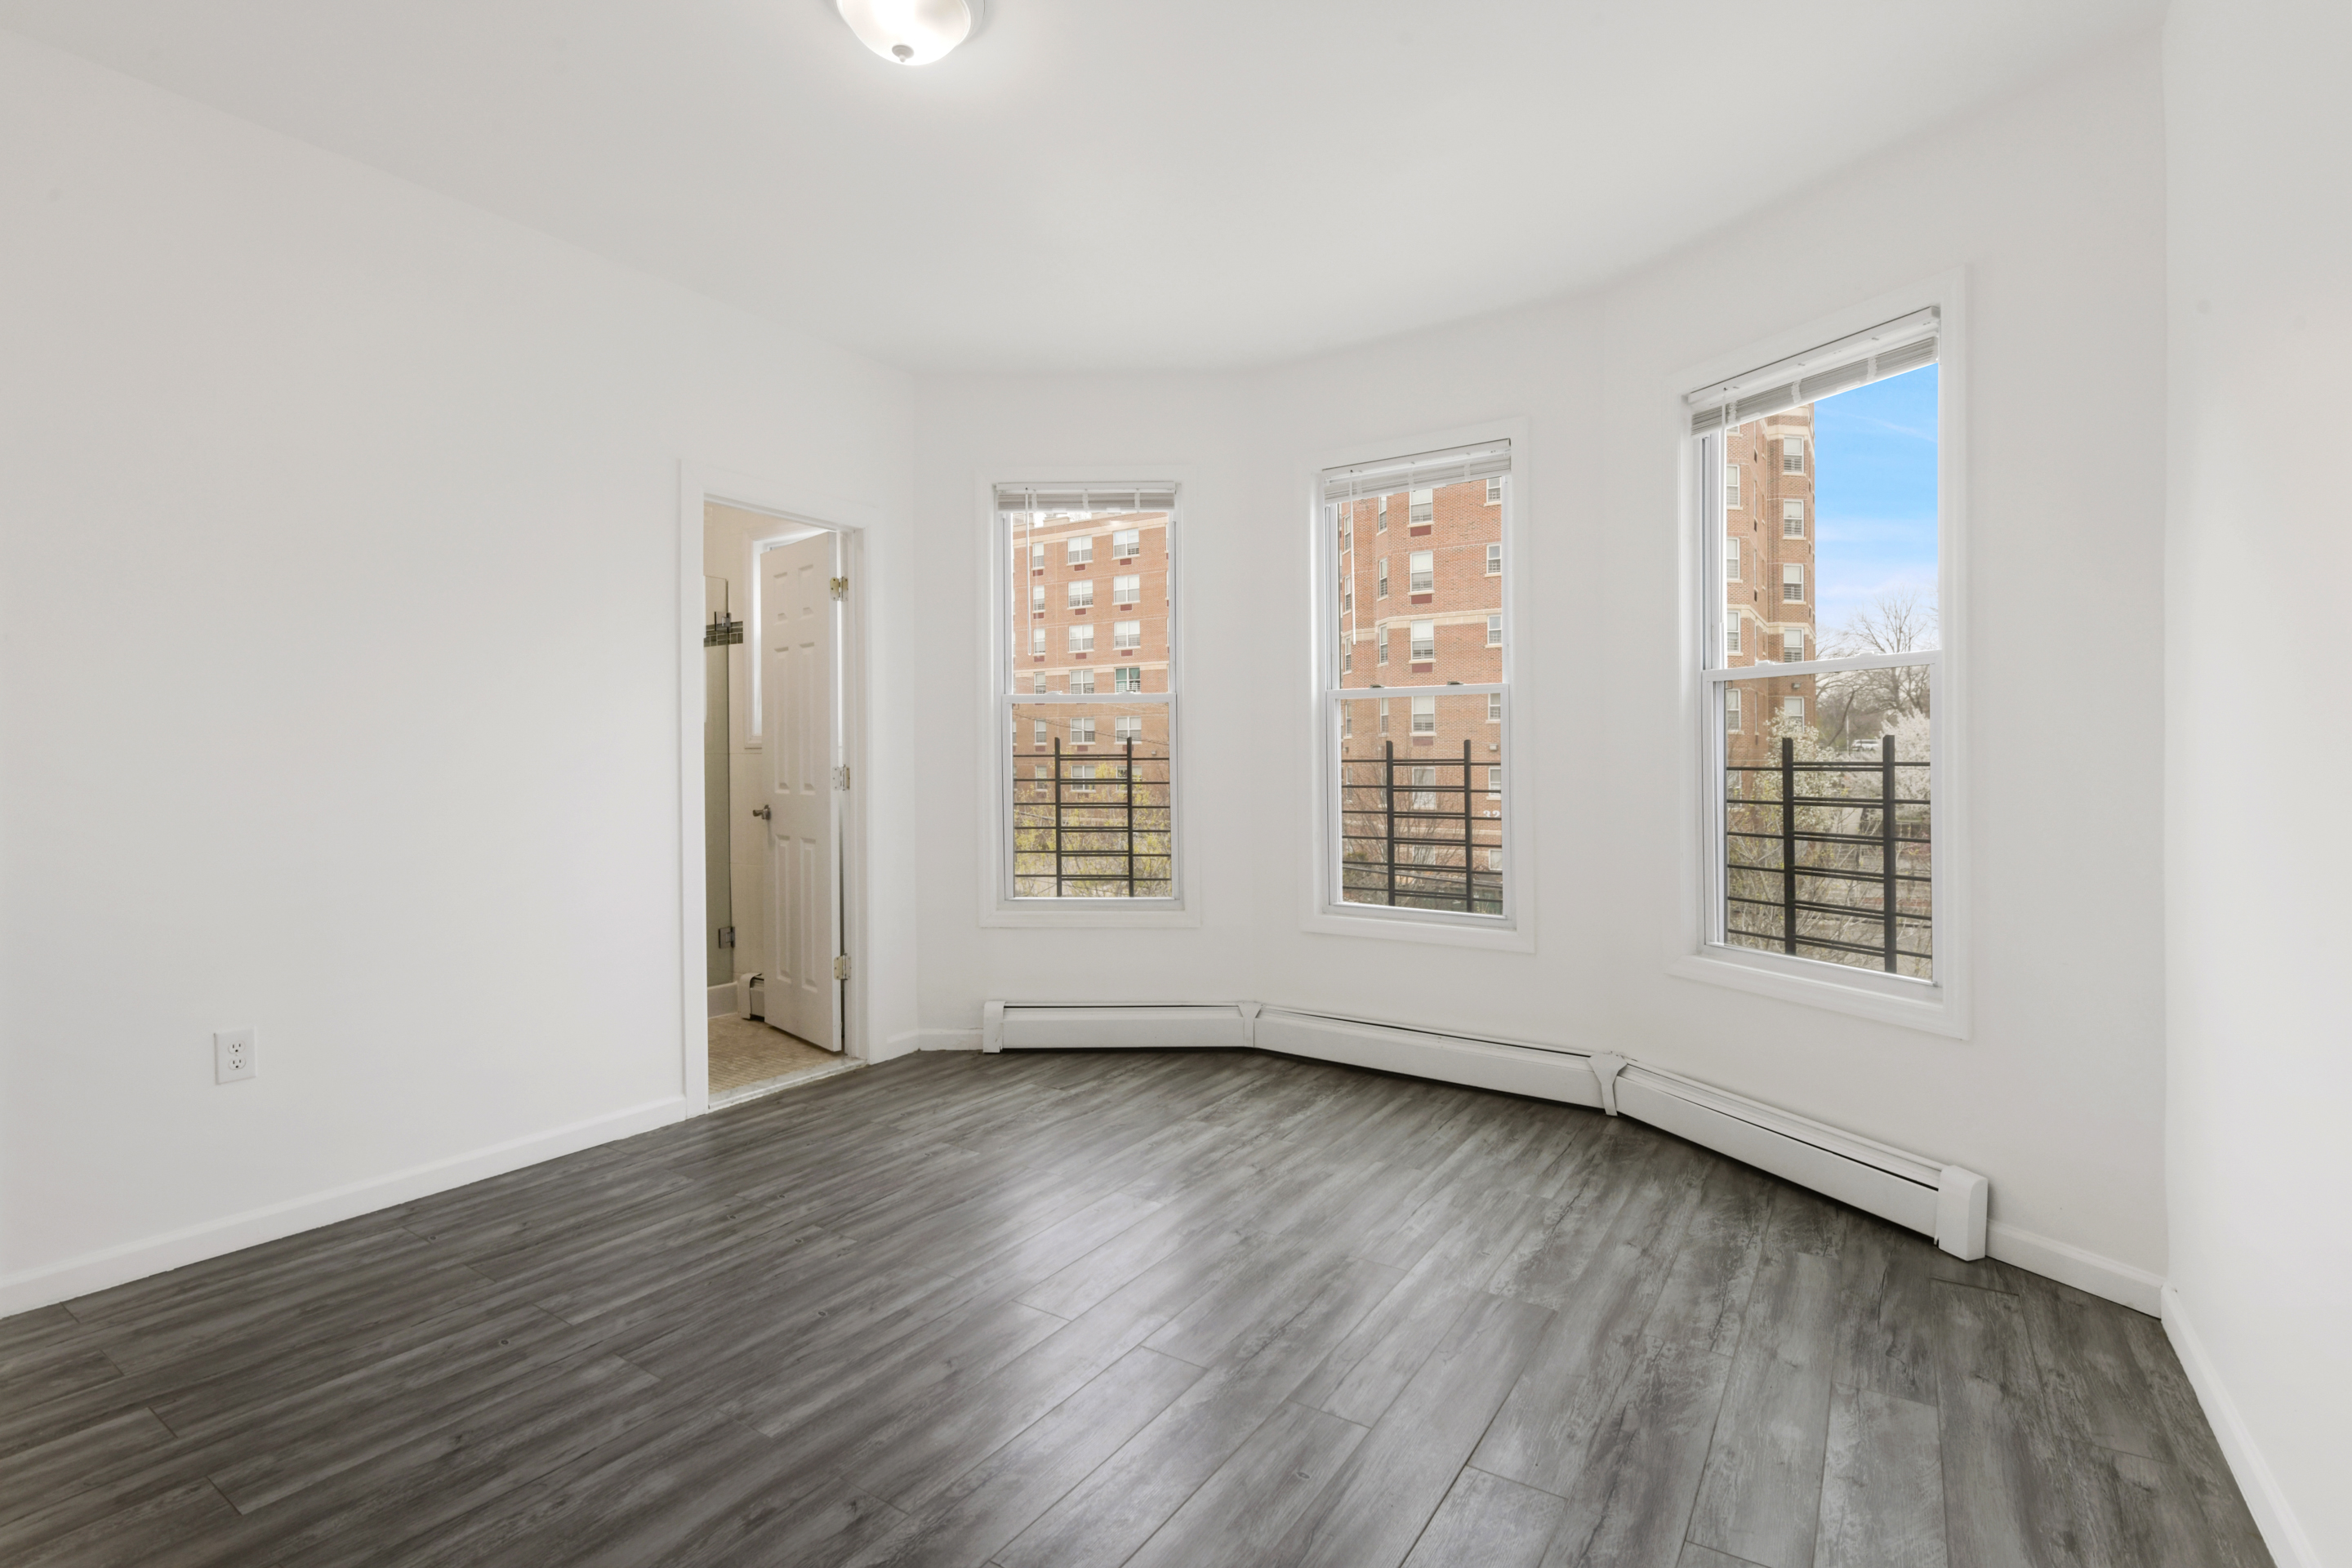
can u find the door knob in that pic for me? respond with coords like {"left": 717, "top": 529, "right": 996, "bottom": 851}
{"left": 752, "top": 806, "right": 772, "bottom": 819}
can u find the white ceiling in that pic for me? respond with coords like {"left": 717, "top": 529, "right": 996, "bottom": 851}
{"left": 0, "top": 1, "right": 2163, "bottom": 371}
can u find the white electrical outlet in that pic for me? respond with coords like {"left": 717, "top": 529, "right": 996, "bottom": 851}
{"left": 214, "top": 1027, "right": 256, "bottom": 1084}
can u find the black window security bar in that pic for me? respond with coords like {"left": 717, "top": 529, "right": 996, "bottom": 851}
{"left": 1338, "top": 741, "right": 1503, "bottom": 916}
{"left": 1725, "top": 735, "right": 1931, "bottom": 977}
{"left": 1012, "top": 739, "right": 1173, "bottom": 898}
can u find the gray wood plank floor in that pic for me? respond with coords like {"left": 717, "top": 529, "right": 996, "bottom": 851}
{"left": 0, "top": 1049, "right": 2276, "bottom": 1568}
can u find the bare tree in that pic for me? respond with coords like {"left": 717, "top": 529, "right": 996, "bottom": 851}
{"left": 1815, "top": 587, "right": 1936, "bottom": 745}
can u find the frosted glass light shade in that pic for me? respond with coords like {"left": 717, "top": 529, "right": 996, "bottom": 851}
{"left": 836, "top": 0, "right": 978, "bottom": 65}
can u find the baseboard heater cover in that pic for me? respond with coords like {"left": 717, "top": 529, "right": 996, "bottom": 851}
{"left": 983, "top": 998, "right": 1986, "bottom": 1260}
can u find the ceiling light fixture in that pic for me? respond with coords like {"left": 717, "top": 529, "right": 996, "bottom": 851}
{"left": 835, "top": 0, "right": 982, "bottom": 66}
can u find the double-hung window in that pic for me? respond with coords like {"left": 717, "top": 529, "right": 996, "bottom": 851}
{"left": 1320, "top": 439, "right": 1513, "bottom": 924}
{"left": 1031, "top": 584, "right": 1046, "bottom": 613}
{"left": 1687, "top": 306, "right": 1943, "bottom": 996}
{"left": 997, "top": 485, "right": 1178, "bottom": 904}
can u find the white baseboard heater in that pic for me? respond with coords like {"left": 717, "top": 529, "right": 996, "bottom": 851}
{"left": 982, "top": 1000, "right": 1988, "bottom": 1260}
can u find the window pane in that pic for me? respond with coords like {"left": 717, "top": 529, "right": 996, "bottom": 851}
{"left": 1719, "top": 670, "right": 1932, "bottom": 979}
{"left": 1009, "top": 700, "right": 1172, "bottom": 898}
{"left": 1335, "top": 693, "right": 1503, "bottom": 915}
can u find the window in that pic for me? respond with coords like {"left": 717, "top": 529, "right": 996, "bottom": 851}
{"left": 1071, "top": 718, "right": 1096, "bottom": 746}
{"left": 1067, "top": 535, "right": 1094, "bottom": 565}
{"left": 1377, "top": 496, "right": 1388, "bottom": 532}
{"left": 1690, "top": 307, "right": 1941, "bottom": 991}
{"left": 1032, "top": 719, "right": 1048, "bottom": 747}
{"left": 1323, "top": 440, "right": 1512, "bottom": 924}
{"left": 1067, "top": 763, "right": 1094, "bottom": 796}
{"left": 1031, "top": 627, "right": 1047, "bottom": 658}
{"left": 1113, "top": 528, "right": 1139, "bottom": 559}
{"left": 1113, "top": 619, "right": 1141, "bottom": 651}
{"left": 1068, "top": 579, "right": 1094, "bottom": 609}
{"left": 1113, "top": 573, "right": 1140, "bottom": 608}
{"left": 1031, "top": 584, "right": 1046, "bottom": 612}
{"left": 1069, "top": 669, "right": 1096, "bottom": 695}
{"left": 1033, "top": 675, "right": 1051, "bottom": 693}
{"left": 1114, "top": 666, "right": 1142, "bottom": 693}
{"left": 1031, "top": 541, "right": 1045, "bottom": 572}
{"left": 1116, "top": 716, "right": 1143, "bottom": 746}
{"left": 1068, "top": 624, "right": 1094, "bottom": 654}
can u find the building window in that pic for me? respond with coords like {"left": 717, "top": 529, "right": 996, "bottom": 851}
{"left": 1068, "top": 579, "right": 1094, "bottom": 610}
{"left": 1032, "top": 719, "right": 1049, "bottom": 747}
{"left": 1068, "top": 624, "right": 1094, "bottom": 654}
{"left": 1069, "top": 669, "right": 1096, "bottom": 695}
{"left": 1031, "top": 541, "right": 1045, "bottom": 572}
{"left": 1690, "top": 311, "right": 1941, "bottom": 986}
{"left": 1031, "top": 627, "right": 1047, "bottom": 658}
{"left": 1322, "top": 440, "right": 1512, "bottom": 923}
{"left": 1377, "top": 496, "right": 1388, "bottom": 532}
{"left": 1113, "top": 619, "right": 1141, "bottom": 652}
{"left": 1116, "top": 716, "right": 1142, "bottom": 746}
{"left": 1113, "top": 573, "right": 1140, "bottom": 608}
{"left": 1067, "top": 535, "right": 1094, "bottom": 565}
{"left": 1031, "top": 583, "right": 1046, "bottom": 612}
{"left": 1113, "top": 528, "right": 1140, "bottom": 559}
{"left": 1071, "top": 718, "right": 1096, "bottom": 746}
{"left": 1114, "top": 666, "right": 1142, "bottom": 693}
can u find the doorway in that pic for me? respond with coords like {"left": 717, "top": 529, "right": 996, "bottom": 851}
{"left": 694, "top": 487, "right": 862, "bottom": 1109}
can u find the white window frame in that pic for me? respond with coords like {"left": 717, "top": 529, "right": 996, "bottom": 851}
{"left": 1672, "top": 275, "right": 1967, "bottom": 1036}
{"left": 1486, "top": 542, "right": 1502, "bottom": 576}
{"left": 1068, "top": 578, "right": 1094, "bottom": 609}
{"left": 1783, "top": 499, "right": 1805, "bottom": 539}
{"left": 1725, "top": 464, "right": 1741, "bottom": 508}
{"left": 1306, "top": 419, "right": 1532, "bottom": 951}
{"left": 1486, "top": 613, "right": 1503, "bottom": 648}
{"left": 1726, "top": 537, "right": 1741, "bottom": 580}
{"left": 1068, "top": 668, "right": 1096, "bottom": 696}
{"left": 1409, "top": 620, "right": 1436, "bottom": 662}
{"left": 1112, "top": 528, "right": 1140, "bottom": 559}
{"left": 1112, "top": 573, "right": 1141, "bottom": 608}
{"left": 1112, "top": 619, "right": 1142, "bottom": 652}
{"left": 1408, "top": 550, "right": 1434, "bottom": 594}
{"left": 1782, "top": 564, "right": 1805, "bottom": 603}
{"left": 982, "top": 472, "right": 1189, "bottom": 926}
{"left": 1067, "top": 623, "right": 1094, "bottom": 655}
{"left": 1115, "top": 715, "right": 1143, "bottom": 746}
{"left": 1067, "top": 535, "right": 1094, "bottom": 565}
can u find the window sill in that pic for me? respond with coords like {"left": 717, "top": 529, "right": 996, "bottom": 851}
{"left": 1303, "top": 905, "right": 1533, "bottom": 952}
{"left": 986, "top": 902, "right": 1199, "bottom": 929}
{"left": 1668, "top": 946, "right": 1965, "bottom": 1039}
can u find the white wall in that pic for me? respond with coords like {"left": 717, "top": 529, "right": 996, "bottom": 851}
{"left": 913, "top": 40, "right": 2172, "bottom": 1291}
{"left": 2163, "top": 1, "right": 2352, "bottom": 1561}
{"left": 0, "top": 31, "right": 915, "bottom": 1310}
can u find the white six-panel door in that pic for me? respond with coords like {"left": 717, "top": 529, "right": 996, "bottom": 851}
{"left": 762, "top": 532, "right": 840, "bottom": 1050}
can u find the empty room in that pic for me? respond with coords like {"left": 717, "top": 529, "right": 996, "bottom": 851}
{"left": 1, "top": 2, "right": 2345, "bottom": 1566}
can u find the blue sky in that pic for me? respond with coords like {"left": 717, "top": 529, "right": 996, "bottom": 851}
{"left": 1811, "top": 363, "right": 1938, "bottom": 645}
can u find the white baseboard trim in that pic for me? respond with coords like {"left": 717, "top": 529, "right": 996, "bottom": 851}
{"left": 2161, "top": 1285, "right": 2320, "bottom": 1568}
{"left": 989, "top": 1002, "right": 1252, "bottom": 1053}
{"left": 0, "top": 1096, "right": 688, "bottom": 1320}
{"left": 1985, "top": 1221, "right": 2164, "bottom": 1316}
{"left": 879, "top": 1028, "right": 982, "bottom": 1062}
{"left": 706, "top": 983, "right": 737, "bottom": 1018}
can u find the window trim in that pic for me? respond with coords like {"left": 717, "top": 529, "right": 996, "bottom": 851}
{"left": 1668, "top": 273, "right": 1968, "bottom": 1036}
{"left": 1303, "top": 417, "right": 1533, "bottom": 951}
{"left": 980, "top": 469, "right": 1192, "bottom": 927}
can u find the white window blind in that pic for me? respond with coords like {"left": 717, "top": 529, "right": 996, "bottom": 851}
{"left": 1685, "top": 309, "right": 1939, "bottom": 434}
{"left": 1726, "top": 538, "right": 1742, "bottom": 579}
{"left": 1321, "top": 440, "right": 1512, "bottom": 502}
{"left": 1784, "top": 500, "right": 1804, "bottom": 537}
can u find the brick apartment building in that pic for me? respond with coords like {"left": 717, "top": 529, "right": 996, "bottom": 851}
{"left": 1335, "top": 476, "right": 1505, "bottom": 911}
{"left": 1722, "top": 406, "right": 1817, "bottom": 766}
